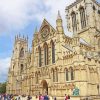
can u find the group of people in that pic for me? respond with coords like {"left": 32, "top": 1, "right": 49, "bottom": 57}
{"left": 38, "top": 93, "right": 49, "bottom": 100}
{"left": 0, "top": 94, "right": 21, "bottom": 100}
{"left": 0, "top": 93, "right": 70, "bottom": 100}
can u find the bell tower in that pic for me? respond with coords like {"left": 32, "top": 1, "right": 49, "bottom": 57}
{"left": 11, "top": 34, "right": 28, "bottom": 75}
{"left": 65, "top": 0, "right": 100, "bottom": 45}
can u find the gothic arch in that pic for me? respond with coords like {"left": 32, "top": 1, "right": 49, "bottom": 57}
{"left": 43, "top": 42, "right": 48, "bottom": 65}
{"left": 41, "top": 80, "right": 48, "bottom": 94}
{"left": 38, "top": 46, "right": 42, "bottom": 67}
{"left": 79, "top": 6, "right": 86, "bottom": 29}
{"left": 71, "top": 11, "right": 77, "bottom": 32}
{"left": 20, "top": 47, "right": 24, "bottom": 57}
{"left": 65, "top": 68, "right": 69, "bottom": 81}
{"left": 69, "top": 67, "right": 74, "bottom": 80}
{"left": 51, "top": 40, "right": 55, "bottom": 64}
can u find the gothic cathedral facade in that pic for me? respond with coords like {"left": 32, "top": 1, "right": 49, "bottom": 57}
{"left": 7, "top": 0, "right": 100, "bottom": 100}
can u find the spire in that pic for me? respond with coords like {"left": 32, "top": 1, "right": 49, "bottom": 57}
{"left": 56, "top": 11, "right": 63, "bottom": 34}
{"left": 33, "top": 27, "right": 38, "bottom": 38}
{"left": 57, "top": 10, "right": 62, "bottom": 20}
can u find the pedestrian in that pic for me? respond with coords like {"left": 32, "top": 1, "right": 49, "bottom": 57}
{"left": 41, "top": 94, "right": 44, "bottom": 100}
{"left": 64, "top": 94, "right": 68, "bottom": 100}
{"left": 44, "top": 94, "right": 49, "bottom": 100}
{"left": 54, "top": 96, "right": 56, "bottom": 100}
{"left": 27, "top": 95, "right": 32, "bottom": 100}
{"left": 35, "top": 95, "right": 38, "bottom": 100}
{"left": 68, "top": 95, "right": 70, "bottom": 100}
{"left": 39, "top": 94, "right": 41, "bottom": 100}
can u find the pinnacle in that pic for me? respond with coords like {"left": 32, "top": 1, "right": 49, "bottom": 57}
{"left": 57, "top": 10, "right": 62, "bottom": 20}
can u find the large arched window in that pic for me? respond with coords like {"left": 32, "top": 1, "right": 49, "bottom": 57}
{"left": 71, "top": 12, "right": 77, "bottom": 32}
{"left": 20, "top": 48, "right": 24, "bottom": 57}
{"left": 51, "top": 41, "right": 55, "bottom": 64}
{"left": 70, "top": 67, "right": 74, "bottom": 80}
{"left": 44, "top": 43, "right": 48, "bottom": 65}
{"left": 79, "top": 7, "right": 86, "bottom": 29}
{"left": 38, "top": 46, "right": 41, "bottom": 67}
{"left": 65, "top": 69, "right": 69, "bottom": 81}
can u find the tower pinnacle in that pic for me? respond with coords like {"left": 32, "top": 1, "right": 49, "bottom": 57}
{"left": 57, "top": 11, "right": 62, "bottom": 20}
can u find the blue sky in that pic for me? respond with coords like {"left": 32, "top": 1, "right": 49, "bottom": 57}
{"left": 0, "top": 0, "right": 100, "bottom": 83}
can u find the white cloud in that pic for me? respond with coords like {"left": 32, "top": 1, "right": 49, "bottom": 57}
{"left": 0, "top": 0, "right": 75, "bottom": 36}
{"left": 0, "top": 57, "right": 10, "bottom": 82}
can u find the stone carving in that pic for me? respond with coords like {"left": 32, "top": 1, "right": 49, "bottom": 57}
{"left": 73, "top": 87, "right": 79, "bottom": 96}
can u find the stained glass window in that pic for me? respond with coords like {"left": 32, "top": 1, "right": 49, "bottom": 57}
{"left": 80, "top": 7, "right": 86, "bottom": 29}
{"left": 51, "top": 41, "right": 55, "bottom": 64}
{"left": 70, "top": 67, "right": 74, "bottom": 80}
{"left": 20, "top": 48, "right": 24, "bottom": 57}
{"left": 38, "top": 46, "right": 41, "bottom": 67}
{"left": 71, "top": 12, "right": 77, "bottom": 32}
{"left": 44, "top": 43, "right": 48, "bottom": 65}
{"left": 66, "top": 69, "right": 69, "bottom": 81}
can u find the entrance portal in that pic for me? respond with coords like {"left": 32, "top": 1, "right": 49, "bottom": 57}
{"left": 41, "top": 80, "right": 48, "bottom": 94}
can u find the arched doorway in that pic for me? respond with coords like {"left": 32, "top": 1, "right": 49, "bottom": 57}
{"left": 41, "top": 80, "right": 48, "bottom": 94}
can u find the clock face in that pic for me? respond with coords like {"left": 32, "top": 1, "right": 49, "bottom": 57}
{"left": 41, "top": 25, "right": 50, "bottom": 41}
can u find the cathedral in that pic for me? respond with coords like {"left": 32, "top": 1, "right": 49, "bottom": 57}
{"left": 7, "top": 0, "right": 100, "bottom": 100}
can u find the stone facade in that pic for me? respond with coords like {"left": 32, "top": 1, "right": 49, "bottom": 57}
{"left": 7, "top": 0, "right": 100, "bottom": 99}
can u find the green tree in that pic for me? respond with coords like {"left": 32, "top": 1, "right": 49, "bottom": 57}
{"left": 0, "top": 82, "right": 6, "bottom": 94}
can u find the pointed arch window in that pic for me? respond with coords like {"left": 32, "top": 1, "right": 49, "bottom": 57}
{"left": 38, "top": 46, "right": 41, "bottom": 67}
{"left": 20, "top": 48, "right": 24, "bottom": 57}
{"left": 51, "top": 41, "right": 55, "bottom": 64}
{"left": 71, "top": 12, "right": 77, "bottom": 32}
{"left": 65, "top": 69, "right": 69, "bottom": 81}
{"left": 44, "top": 43, "right": 48, "bottom": 65}
{"left": 79, "top": 7, "right": 86, "bottom": 29}
{"left": 70, "top": 67, "right": 74, "bottom": 80}
{"left": 36, "top": 73, "right": 39, "bottom": 84}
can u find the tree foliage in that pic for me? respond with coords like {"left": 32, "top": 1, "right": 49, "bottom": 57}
{"left": 0, "top": 82, "right": 6, "bottom": 94}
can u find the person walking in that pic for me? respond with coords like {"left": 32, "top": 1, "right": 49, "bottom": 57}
{"left": 68, "top": 95, "right": 70, "bottom": 100}
{"left": 64, "top": 94, "right": 68, "bottom": 100}
{"left": 54, "top": 96, "right": 56, "bottom": 100}
{"left": 40, "top": 94, "right": 44, "bottom": 100}
{"left": 44, "top": 94, "right": 49, "bottom": 100}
